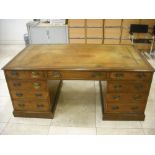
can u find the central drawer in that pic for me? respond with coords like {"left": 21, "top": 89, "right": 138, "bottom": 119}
{"left": 13, "top": 100, "right": 50, "bottom": 112}
{"left": 107, "top": 81, "right": 150, "bottom": 92}
{"left": 47, "top": 70, "right": 107, "bottom": 80}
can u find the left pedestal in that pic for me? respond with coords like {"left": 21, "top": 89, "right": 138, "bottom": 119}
{"left": 4, "top": 70, "right": 62, "bottom": 119}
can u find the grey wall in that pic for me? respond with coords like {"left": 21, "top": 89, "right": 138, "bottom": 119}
{"left": 0, "top": 19, "right": 31, "bottom": 44}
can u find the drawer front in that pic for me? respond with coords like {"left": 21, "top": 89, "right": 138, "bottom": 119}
{"left": 104, "top": 104, "right": 145, "bottom": 113}
{"left": 47, "top": 71, "right": 107, "bottom": 80}
{"left": 5, "top": 70, "right": 46, "bottom": 79}
{"left": 109, "top": 72, "right": 152, "bottom": 80}
{"left": 69, "top": 28, "right": 85, "bottom": 38}
{"left": 5, "top": 70, "right": 27, "bottom": 79}
{"left": 87, "top": 28, "right": 103, "bottom": 38}
{"left": 8, "top": 80, "right": 47, "bottom": 90}
{"left": 10, "top": 90, "right": 49, "bottom": 100}
{"left": 13, "top": 100, "right": 50, "bottom": 112}
{"left": 107, "top": 82, "right": 150, "bottom": 93}
{"left": 106, "top": 93, "right": 147, "bottom": 103}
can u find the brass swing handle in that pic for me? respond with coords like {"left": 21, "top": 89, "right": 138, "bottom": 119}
{"left": 37, "top": 104, "right": 44, "bottom": 108}
{"left": 114, "top": 73, "right": 124, "bottom": 79}
{"left": 16, "top": 93, "right": 23, "bottom": 97}
{"left": 112, "top": 95, "right": 121, "bottom": 100}
{"left": 35, "top": 93, "right": 43, "bottom": 97}
{"left": 134, "top": 84, "right": 144, "bottom": 90}
{"left": 112, "top": 105, "right": 119, "bottom": 110}
{"left": 136, "top": 73, "right": 146, "bottom": 79}
{"left": 18, "top": 103, "right": 25, "bottom": 107}
{"left": 33, "top": 82, "right": 41, "bottom": 89}
{"left": 91, "top": 72, "right": 103, "bottom": 78}
{"left": 31, "top": 71, "right": 39, "bottom": 78}
{"left": 131, "top": 106, "right": 139, "bottom": 110}
{"left": 51, "top": 71, "right": 61, "bottom": 78}
{"left": 11, "top": 71, "right": 19, "bottom": 76}
{"left": 133, "top": 95, "right": 142, "bottom": 101}
{"left": 13, "top": 82, "right": 21, "bottom": 87}
{"left": 114, "top": 85, "right": 122, "bottom": 90}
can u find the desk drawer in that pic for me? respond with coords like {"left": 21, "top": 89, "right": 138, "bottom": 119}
{"left": 5, "top": 71, "right": 27, "bottom": 79}
{"left": 106, "top": 93, "right": 147, "bottom": 103}
{"left": 109, "top": 72, "right": 152, "bottom": 80}
{"left": 10, "top": 90, "right": 49, "bottom": 100}
{"left": 13, "top": 100, "right": 50, "bottom": 112}
{"left": 47, "top": 71, "right": 107, "bottom": 80}
{"left": 8, "top": 80, "right": 47, "bottom": 90}
{"left": 5, "top": 70, "right": 46, "bottom": 79}
{"left": 107, "top": 81, "right": 150, "bottom": 93}
{"left": 104, "top": 104, "right": 145, "bottom": 113}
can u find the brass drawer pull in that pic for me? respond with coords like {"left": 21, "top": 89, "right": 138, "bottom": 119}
{"left": 115, "top": 73, "right": 124, "bottom": 79}
{"left": 133, "top": 95, "right": 142, "bottom": 101}
{"left": 35, "top": 93, "right": 42, "bottom": 97}
{"left": 33, "top": 82, "right": 41, "bottom": 89}
{"left": 131, "top": 106, "right": 139, "bottom": 110}
{"left": 51, "top": 71, "right": 61, "bottom": 78}
{"left": 136, "top": 73, "right": 146, "bottom": 79}
{"left": 112, "top": 95, "right": 121, "bottom": 100}
{"left": 31, "top": 71, "right": 39, "bottom": 78}
{"left": 18, "top": 103, "right": 25, "bottom": 107}
{"left": 11, "top": 71, "right": 18, "bottom": 76}
{"left": 37, "top": 104, "right": 44, "bottom": 108}
{"left": 13, "top": 83, "right": 21, "bottom": 87}
{"left": 112, "top": 105, "right": 119, "bottom": 110}
{"left": 16, "top": 93, "right": 23, "bottom": 97}
{"left": 134, "top": 84, "right": 143, "bottom": 90}
{"left": 91, "top": 72, "right": 103, "bottom": 77}
{"left": 114, "top": 85, "right": 122, "bottom": 90}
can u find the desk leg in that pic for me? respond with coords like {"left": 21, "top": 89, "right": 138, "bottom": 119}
{"left": 50, "top": 80, "right": 63, "bottom": 118}
{"left": 99, "top": 80, "right": 104, "bottom": 117}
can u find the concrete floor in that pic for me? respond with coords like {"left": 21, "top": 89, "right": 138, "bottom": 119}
{"left": 0, "top": 45, "right": 155, "bottom": 135}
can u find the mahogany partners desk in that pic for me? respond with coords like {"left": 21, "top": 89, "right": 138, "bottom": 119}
{"left": 2, "top": 45, "right": 154, "bottom": 120}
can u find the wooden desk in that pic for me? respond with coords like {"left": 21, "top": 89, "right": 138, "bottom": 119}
{"left": 2, "top": 44, "right": 154, "bottom": 120}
